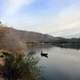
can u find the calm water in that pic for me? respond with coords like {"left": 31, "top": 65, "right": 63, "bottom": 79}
{"left": 34, "top": 47, "right": 80, "bottom": 80}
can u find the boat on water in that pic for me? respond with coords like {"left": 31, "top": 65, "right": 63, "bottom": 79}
{"left": 41, "top": 51, "right": 48, "bottom": 58}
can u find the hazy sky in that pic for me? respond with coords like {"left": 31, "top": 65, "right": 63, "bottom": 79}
{"left": 0, "top": 0, "right": 80, "bottom": 36}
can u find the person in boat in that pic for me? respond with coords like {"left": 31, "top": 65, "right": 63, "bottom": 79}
{"left": 41, "top": 51, "right": 48, "bottom": 58}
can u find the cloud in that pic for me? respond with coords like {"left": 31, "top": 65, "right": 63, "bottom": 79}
{"left": 51, "top": 4, "right": 80, "bottom": 36}
{"left": 2, "top": 0, "right": 35, "bottom": 17}
{"left": 9, "top": 3, "right": 80, "bottom": 36}
{"left": 36, "top": 11, "right": 80, "bottom": 34}
{"left": 1, "top": 0, "right": 36, "bottom": 26}
{"left": 37, "top": 3, "right": 80, "bottom": 36}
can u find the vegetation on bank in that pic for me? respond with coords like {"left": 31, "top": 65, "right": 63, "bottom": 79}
{"left": 0, "top": 50, "right": 40, "bottom": 80}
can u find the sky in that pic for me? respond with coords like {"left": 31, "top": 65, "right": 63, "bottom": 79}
{"left": 0, "top": 0, "right": 80, "bottom": 37}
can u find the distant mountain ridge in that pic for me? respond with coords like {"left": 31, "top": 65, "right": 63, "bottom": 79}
{"left": 65, "top": 32, "right": 80, "bottom": 38}
{"left": 0, "top": 25, "right": 80, "bottom": 55}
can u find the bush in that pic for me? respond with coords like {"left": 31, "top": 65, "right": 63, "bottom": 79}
{"left": 0, "top": 50, "right": 40, "bottom": 80}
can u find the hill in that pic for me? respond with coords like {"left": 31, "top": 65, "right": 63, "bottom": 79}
{"left": 0, "top": 25, "right": 54, "bottom": 55}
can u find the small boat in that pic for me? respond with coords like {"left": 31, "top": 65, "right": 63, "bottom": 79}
{"left": 41, "top": 51, "right": 48, "bottom": 58}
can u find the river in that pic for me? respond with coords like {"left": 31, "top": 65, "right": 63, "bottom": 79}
{"left": 33, "top": 47, "right": 80, "bottom": 80}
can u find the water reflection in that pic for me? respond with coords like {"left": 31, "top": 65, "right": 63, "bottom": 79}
{"left": 35, "top": 47, "right": 80, "bottom": 80}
